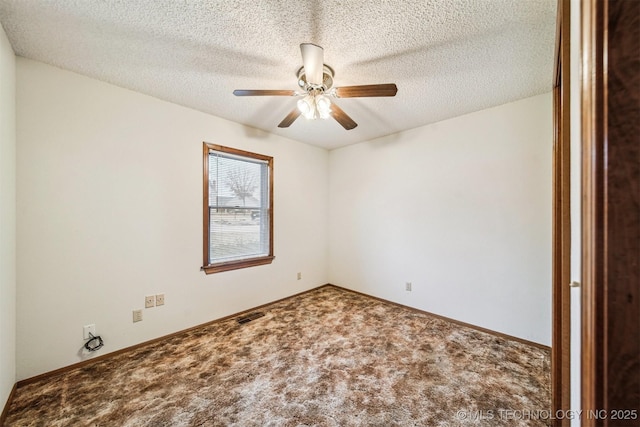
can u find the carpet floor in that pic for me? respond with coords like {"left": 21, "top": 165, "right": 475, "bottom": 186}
{"left": 5, "top": 285, "right": 550, "bottom": 426}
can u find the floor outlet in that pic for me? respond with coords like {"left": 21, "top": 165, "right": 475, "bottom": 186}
{"left": 155, "top": 293, "right": 165, "bottom": 306}
{"left": 83, "top": 324, "right": 96, "bottom": 340}
{"left": 133, "top": 309, "right": 143, "bottom": 322}
{"left": 406, "top": 282, "right": 412, "bottom": 291}
{"left": 145, "top": 295, "right": 155, "bottom": 308}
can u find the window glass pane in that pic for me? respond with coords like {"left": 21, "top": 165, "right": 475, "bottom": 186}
{"left": 207, "top": 151, "right": 269, "bottom": 264}
{"left": 209, "top": 153, "right": 263, "bottom": 209}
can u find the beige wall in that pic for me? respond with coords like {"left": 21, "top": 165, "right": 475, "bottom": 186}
{"left": 328, "top": 93, "right": 552, "bottom": 345}
{"left": 13, "top": 56, "right": 552, "bottom": 381}
{"left": 0, "top": 24, "right": 16, "bottom": 409}
{"left": 16, "top": 58, "right": 329, "bottom": 380}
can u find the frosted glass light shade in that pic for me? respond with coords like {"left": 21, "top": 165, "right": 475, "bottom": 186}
{"left": 297, "top": 93, "right": 332, "bottom": 120}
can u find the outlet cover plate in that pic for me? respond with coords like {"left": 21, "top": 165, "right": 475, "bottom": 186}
{"left": 155, "top": 293, "right": 165, "bottom": 306}
{"left": 133, "top": 309, "right": 143, "bottom": 322}
{"left": 145, "top": 295, "right": 155, "bottom": 308}
{"left": 83, "top": 324, "right": 96, "bottom": 340}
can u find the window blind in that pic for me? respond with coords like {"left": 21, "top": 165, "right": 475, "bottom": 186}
{"left": 208, "top": 151, "right": 270, "bottom": 264}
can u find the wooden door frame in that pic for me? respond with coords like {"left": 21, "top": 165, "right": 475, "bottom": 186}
{"left": 552, "top": 0, "right": 572, "bottom": 424}
{"left": 581, "top": 0, "right": 640, "bottom": 425}
{"left": 555, "top": 1, "right": 640, "bottom": 425}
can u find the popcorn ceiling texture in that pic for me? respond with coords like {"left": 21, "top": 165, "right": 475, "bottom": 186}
{"left": 5, "top": 286, "right": 551, "bottom": 426}
{"left": 0, "top": 0, "right": 556, "bottom": 149}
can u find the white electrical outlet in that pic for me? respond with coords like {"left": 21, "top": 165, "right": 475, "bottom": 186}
{"left": 83, "top": 324, "right": 96, "bottom": 340}
{"left": 145, "top": 295, "right": 155, "bottom": 308}
{"left": 406, "top": 282, "right": 412, "bottom": 291}
{"left": 297, "top": 272, "right": 302, "bottom": 280}
{"left": 155, "top": 293, "right": 165, "bottom": 306}
{"left": 133, "top": 309, "right": 143, "bottom": 322}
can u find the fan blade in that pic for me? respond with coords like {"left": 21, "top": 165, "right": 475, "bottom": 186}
{"left": 334, "top": 83, "right": 398, "bottom": 98}
{"left": 233, "top": 89, "right": 297, "bottom": 96}
{"left": 278, "top": 108, "right": 302, "bottom": 128}
{"left": 300, "top": 43, "right": 324, "bottom": 86}
{"left": 330, "top": 103, "right": 358, "bottom": 130}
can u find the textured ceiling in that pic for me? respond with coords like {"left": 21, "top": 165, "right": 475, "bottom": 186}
{"left": 0, "top": 0, "right": 556, "bottom": 150}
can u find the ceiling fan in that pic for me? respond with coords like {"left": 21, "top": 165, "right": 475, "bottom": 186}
{"left": 233, "top": 43, "right": 398, "bottom": 130}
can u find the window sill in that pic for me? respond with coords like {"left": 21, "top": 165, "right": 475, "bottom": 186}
{"left": 201, "top": 256, "right": 275, "bottom": 274}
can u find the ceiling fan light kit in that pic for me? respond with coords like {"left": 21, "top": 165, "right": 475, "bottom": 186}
{"left": 297, "top": 91, "right": 331, "bottom": 120}
{"left": 233, "top": 43, "right": 397, "bottom": 130}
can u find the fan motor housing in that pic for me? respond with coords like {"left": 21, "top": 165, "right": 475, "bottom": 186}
{"left": 297, "top": 65, "right": 334, "bottom": 91}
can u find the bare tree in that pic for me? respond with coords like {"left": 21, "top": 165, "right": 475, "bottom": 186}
{"left": 226, "top": 168, "right": 257, "bottom": 205}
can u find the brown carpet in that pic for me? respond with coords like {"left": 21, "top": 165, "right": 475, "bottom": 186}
{"left": 5, "top": 285, "right": 550, "bottom": 426}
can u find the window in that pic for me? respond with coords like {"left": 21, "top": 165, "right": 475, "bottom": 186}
{"left": 202, "top": 143, "right": 274, "bottom": 274}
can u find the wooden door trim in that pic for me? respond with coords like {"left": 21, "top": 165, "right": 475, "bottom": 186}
{"left": 552, "top": 0, "right": 572, "bottom": 424}
{"left": 580, "top": 0, "right": 604, "bottom": 418}
{"left": 581, "top": 0, "right": 640, "bottom": 425}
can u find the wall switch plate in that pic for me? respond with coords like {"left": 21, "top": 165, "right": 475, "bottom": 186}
{"left": 133, "top": 309, "right": 143, "bottom": 322}
{"left": 405, "top": 282, "right": 412, "bottom": 291}
{"left": 83, "top": 324, "right": 96, "bottom": 340}
{"left": 145, "top": 295, "right": 155, "bottom": 308}
{"left": 297, "top": 272, "right": 302, "bottom": 280}
{"left": 155, "top": 293, "right": 165, "bottom": 306}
